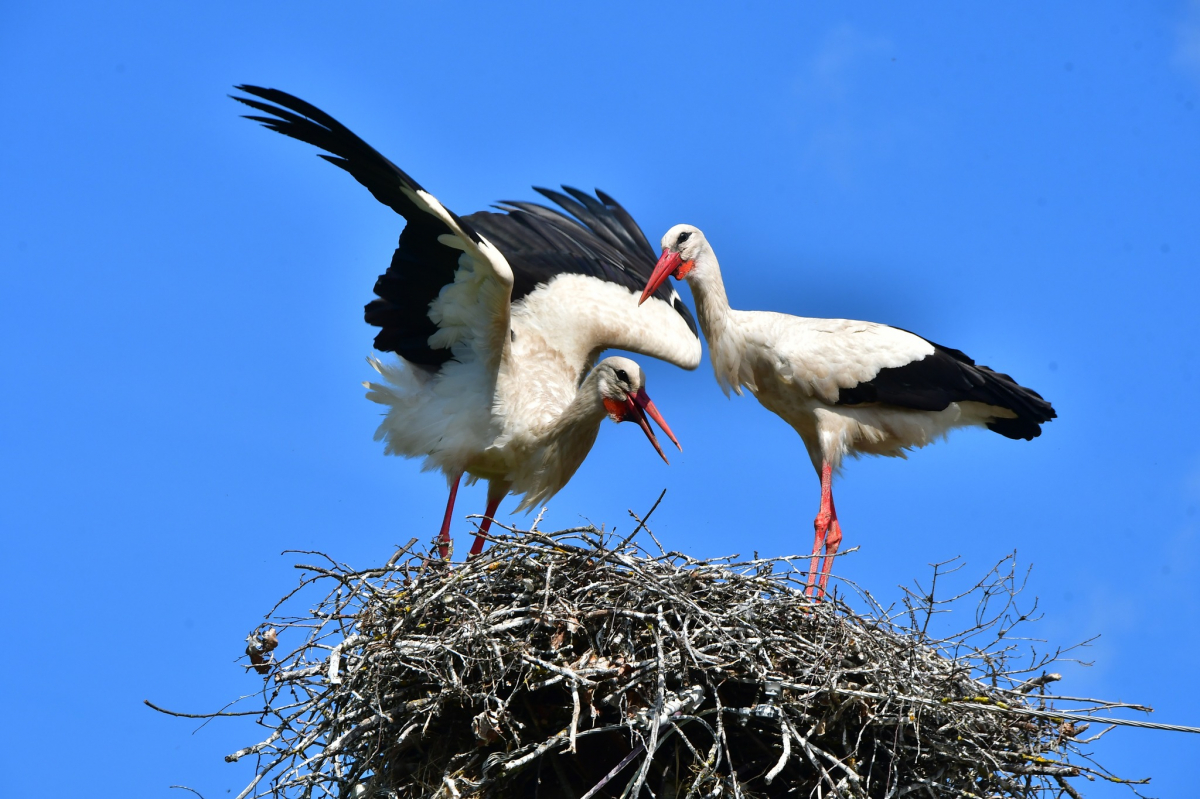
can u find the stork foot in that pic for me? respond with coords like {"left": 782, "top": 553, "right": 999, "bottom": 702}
{"left": 816, "top": 518, "right": 842, "bottom": 598}
{"left": 806, "top": 462, "right": 844, "bottom": 600}
{"left": 806, "top": 513, "right": 831, "bottom": 598}
{"left": 436, "top": 472, "right": 464, "bottom": 560}
{"left": 806, "top": 461, "right": 837, "bottom": 599}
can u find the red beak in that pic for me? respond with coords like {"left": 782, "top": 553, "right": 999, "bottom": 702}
{"left": 638, "top": 250, "right": 683, "bottom": 306}
{"left": 622, "top": 388, "right": 682, "bottom": 464}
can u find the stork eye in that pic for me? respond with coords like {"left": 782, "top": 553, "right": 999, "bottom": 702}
{"left": 677, "top": 231, "right": 691, "bottom": 245}
{"left": 615, "top": 369, "right": 630, "bottom": 384}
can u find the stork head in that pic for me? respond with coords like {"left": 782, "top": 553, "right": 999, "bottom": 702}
{"left": 594, "top": 356, "right": 682, "bottom": 464}
{"left": 638, "top": 224, "right": 707, "bottom": 305}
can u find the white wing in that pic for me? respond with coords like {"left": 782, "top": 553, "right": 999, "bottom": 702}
{"left": 740, "top": 315, "right": 933, "bottom": 404}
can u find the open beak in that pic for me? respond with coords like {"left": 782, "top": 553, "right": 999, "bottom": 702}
{"left": 638, "top": 250, "right": 683, "bottom": 306}
{"left": 623, "top": 388, "right": 682, "bottom": 464}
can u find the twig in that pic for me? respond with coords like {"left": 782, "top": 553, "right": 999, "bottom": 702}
{"left": 144, "top": 700, "right": 261, "bottom": 719}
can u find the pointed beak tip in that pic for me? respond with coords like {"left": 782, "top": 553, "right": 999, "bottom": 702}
{"left": 645, "top": 431, "right": 670, "bottom": 466}
{"left": 630, "top": 388, "right": 681, "bottom": 461}
{"left": 624, "top": 392, "right": 669, "bottom": 464}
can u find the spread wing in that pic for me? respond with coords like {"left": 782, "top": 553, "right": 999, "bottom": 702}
{"left": 233, "top": 85, "right": 513, "bottom": 383}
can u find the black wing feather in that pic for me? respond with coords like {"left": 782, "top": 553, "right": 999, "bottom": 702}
{"left": 837, "top": 337, "right": 1057, "bottom": 440}
{"left": 234, "top": 85, "right": 477, "bottom": 369}
{"left": 595, "top": 188, "right": 658, "bottom": 262}
{"left": 233, "top": 86, "right": 481, "bottom": 242}
{"left": 555, "top": 187, "right": 638, "bottom": 255}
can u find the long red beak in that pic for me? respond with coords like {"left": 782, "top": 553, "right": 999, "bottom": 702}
{"left": 638, "top": 250, "right": 682, "bottom": 306}
{"left": 623, "top": 388, "right": 682, "bottom": 464}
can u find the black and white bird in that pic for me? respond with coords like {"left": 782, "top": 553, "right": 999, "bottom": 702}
{"left": 234, "top": 87, "right": 700, "bottom": 557}
{"left": 640, "top": 225, "right": 1055, "bottom": 596}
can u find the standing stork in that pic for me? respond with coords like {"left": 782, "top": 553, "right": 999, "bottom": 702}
{"left": 640, "top": 225, "right": 1055, "bottom": 596}
{"left": 234, "top": 87, "right": 701, "bottom": 557}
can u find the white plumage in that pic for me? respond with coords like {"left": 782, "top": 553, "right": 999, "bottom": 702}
{"left": 236, "top": 87, "right": 699, "bottom": 557}
{"left": 641, "top": 224, "right": 1056, "bottom": 596}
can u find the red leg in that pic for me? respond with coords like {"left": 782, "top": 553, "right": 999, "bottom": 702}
{"left": 437, "top": 472, "right": 463, "bottom": 560}
{"left": 806, "top": 461, "right": 834, "bottom": 598}
{"left": 469, "top": 482, "right": 508, "bottom": 557}
{"left": 818, "top": 494, "right": 842, "bottom": 597}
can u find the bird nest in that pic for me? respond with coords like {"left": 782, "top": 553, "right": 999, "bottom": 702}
{"left": 195, "top": 514, "right": 1151, "bottom": 799}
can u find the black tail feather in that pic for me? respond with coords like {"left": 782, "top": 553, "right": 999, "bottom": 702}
{"left": 837, "top": 338, "right": 1057, "bottom": 440}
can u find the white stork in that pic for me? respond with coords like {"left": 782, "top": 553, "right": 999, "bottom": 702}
{"left": 640, "top": 225, "right": 1055, "bottom": 596}
{"left": 234, "top": 87, "right": 701, "bottom": 557}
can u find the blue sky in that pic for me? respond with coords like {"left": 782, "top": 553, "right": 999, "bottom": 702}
{"left": 3, "top": 2, "right": 1199, "bottom": 795}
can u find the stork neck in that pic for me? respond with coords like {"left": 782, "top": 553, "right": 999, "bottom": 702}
{"left": 549, "top": 378, "right": 607, "bottom": 440}
{"left": 529, "top": 372, "right": 607, "bottom": 492}
{"left": 688, "top": 248, "right": 734, "bottom": 344}
{"left": 554, "top": 381, "right": 604, "bottom": 436}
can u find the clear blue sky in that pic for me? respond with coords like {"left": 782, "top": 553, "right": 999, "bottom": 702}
{"left": 3, "top": 2, "right": 1198, "bottom": 795}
